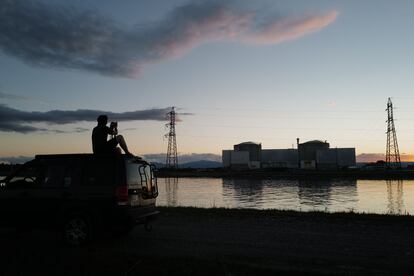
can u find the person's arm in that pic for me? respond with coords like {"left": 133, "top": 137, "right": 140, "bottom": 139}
{"left": 109, "top": 122, "right": 118, "bottom": 135}
{"left": 105, "top": 126, "right": 116, "bottom": 136}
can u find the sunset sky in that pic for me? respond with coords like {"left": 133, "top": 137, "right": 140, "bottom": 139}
{"left": 1, "top": 0, "right": 414, "bottom": 163}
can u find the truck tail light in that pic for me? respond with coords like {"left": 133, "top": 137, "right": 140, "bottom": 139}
{"left": 115, "top": 186, "right": 128, "bottom": 205}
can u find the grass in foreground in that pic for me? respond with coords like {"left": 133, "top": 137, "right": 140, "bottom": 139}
{"left": 156, "top": 206, "right": 414, "bottom": 222}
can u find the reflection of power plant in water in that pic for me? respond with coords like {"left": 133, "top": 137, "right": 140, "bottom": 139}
{"left": 297, "top": 179, "right": 332, "bottom": 206}
{"left": 222, "top": 178, "right": 264, "bottom": 202}
{"left": 165, "top": 178, "right": 178, "bottom": 206}
{"left": 223, "top": 178, "right": 357, "bottom": 209}
{"left": 386, "top": 180, "right": 404, "bottom": 214}
{"left": 296, "top": 179, "right": 357, "bottom": 208}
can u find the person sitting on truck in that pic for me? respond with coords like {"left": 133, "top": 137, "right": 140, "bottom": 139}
{"left": 92, "top": 115, "right": 135, "bottom": 157}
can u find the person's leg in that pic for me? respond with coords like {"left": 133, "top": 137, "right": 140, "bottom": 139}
{"left": 105, "top": 138, "right": 119, "bottom": 154}
{"left": 116, "top": 135, "right": 133, "bottom": 156}
{"left": 113, "top": 147, "right": 122, "bottom": 155}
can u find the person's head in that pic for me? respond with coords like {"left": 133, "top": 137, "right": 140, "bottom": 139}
{"left": 97, "top": 115, "right": 108, "bottom": 126}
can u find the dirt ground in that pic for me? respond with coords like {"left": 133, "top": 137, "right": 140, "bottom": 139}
{"left": 1, "top": 207, "right": 414, "bottom": 275}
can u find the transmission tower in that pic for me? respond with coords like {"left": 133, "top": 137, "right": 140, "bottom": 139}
{"left": 165, "top": 107, "right": 178, "bottom": 168}
{"left": 386, "top": 98, "right": 401, "bottom": 168}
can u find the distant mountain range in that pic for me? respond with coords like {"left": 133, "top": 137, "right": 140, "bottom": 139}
{"left": 152, "top": 160, "right": 222, "bottom": 169}
{"left": 180, "top": 160, "right": 222, "bottom": 168}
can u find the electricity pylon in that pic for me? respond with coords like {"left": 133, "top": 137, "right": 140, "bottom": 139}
{"left": 386, "top": 98, "right": 401, "bottom": 168}
{"left": 165, "top": 107, "right": 178, "bottom": 168}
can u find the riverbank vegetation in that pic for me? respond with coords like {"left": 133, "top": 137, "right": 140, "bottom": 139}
{"left": 157, "top": 206, "right": 414, "bottom": 219}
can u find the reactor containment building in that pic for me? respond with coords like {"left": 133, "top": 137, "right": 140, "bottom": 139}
{"left": 222, "top": 139, "right": 356, "bottom": 170}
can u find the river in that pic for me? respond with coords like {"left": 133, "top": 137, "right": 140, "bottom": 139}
{"left": 156, "top": 178, "right": 414, "bottom": 215}
{"left": 2, "top": 176, "right": 413, "bottom": 214}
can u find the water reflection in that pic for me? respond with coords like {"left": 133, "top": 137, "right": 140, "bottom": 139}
{"left": 297, "top": 179, "right": 357, "bottom": 210}
{"left": 222, "top": 178, "right": 357, "bottom": 211}
{"left": 156, "top": 178, "right": 224, "bottom": 208}
{"left": 164, "top": 178, "right": 178, "bottom": 206}
{"left": 297, "top": 179, "right": 333, "bottom": 207}
{"left": 386, "top": 180, "right": 404, "bottom": 214}
{"left": 222, "top": 179, "right": 264, "bottom": 206}
{"left": 156, "top": 178, "right": 414, "bottom": 214}
{"left": 222, "top": 178, "right": 298, "bottom": 209}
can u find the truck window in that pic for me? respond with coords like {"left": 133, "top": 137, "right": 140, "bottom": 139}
{"left": 43, "top": 164, "right": 69, "bottom": 188}
{"left": 126, "top": 162, "right": 140, "bottom": 186}
{"left": 7, "top": 161, "right": 44, "bottom": 188}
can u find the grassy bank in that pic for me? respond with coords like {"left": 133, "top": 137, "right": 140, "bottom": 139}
{"left": 2, "top": 206, "right": 414, "bottom": 275}
{"left": 151, "top": 206, "right": 414, "bottom": 274}
{"left": 156, "top": 206, "right": 414, "bottom": 221}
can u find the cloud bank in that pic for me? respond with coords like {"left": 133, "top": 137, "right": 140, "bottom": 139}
{"left": 0, "top": 0, "right": 338, "bottom": 77}
{"left": 0, "top": 104, "right": 174, "bottom": 133}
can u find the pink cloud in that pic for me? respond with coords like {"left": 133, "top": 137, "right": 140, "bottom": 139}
{"left": 156, "top": 9, "right": 339, "bottom": 61}
{"left": 153, "top": 8, "right": 253, "bottom": 59}
{"left": 149, "top": 8, "right": 339, "bottom": 76}
{"left": 0, "top": 1, "right": 339, "bottom": 78}
{"left": 244, "top": 11, "right": 338, "bottom": 45}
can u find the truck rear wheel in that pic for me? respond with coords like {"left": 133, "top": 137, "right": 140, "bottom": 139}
{"left": 64, "top": 214, "right": 92, "bottom": 246}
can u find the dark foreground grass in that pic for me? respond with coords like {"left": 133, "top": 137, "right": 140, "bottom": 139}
{"left": 157, "top": 205, "right": 414, "bottom": 222}
{"left": 2, "top": 207, "right": 414, "bottom": 275}
{"left": 129, "top": 256, "right": 325, "bottom": 276}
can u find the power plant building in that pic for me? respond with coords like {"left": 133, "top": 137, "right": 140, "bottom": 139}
{"left": 222, "top": 142, "right": 261, "bottom": 169}
{"left": 316, "top": 148, "right": 356, "bottom": 170}
{"left": 298, "top": 140, "right": 329, "bottom": 169}
{"left": 261, "top": 149, "right": 298, "bottom": 168}
{"left": 222, "top": 139, "right": 356, "bottom": 170}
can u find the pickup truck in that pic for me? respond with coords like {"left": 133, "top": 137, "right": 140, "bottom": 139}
{"left": 0, "top": 154, "right": 159, "bottom": 245}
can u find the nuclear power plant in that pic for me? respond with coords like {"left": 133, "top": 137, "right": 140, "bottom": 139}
{"left": 222, "top": 139, "right": 356, "bottom": 170}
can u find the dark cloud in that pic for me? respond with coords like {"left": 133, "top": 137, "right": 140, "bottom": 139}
{"left": 0, "top": 0, "right": 337, "bottom": 78}
{"left": 177, "top": 112, "right": 194, "bottom": 116}
{"left": 0, "top": 104, "right": 176, "bottom": 133}
{"left": 47, "top": 127, "right": 90, "bottom": 134}
{"left": 0, "top": 122, "right": 46, "bottom": 133}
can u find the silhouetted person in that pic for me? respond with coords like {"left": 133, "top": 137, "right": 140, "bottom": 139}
{"left": 92, "top": 115, "right": 135, "bottom": 157}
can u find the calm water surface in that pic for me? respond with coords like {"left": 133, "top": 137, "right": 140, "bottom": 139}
{"left": 1, "top": 176, "right": 412, "bottom": 214}
{"left": 157, "top": 178, "right": 414, "bottom": 215}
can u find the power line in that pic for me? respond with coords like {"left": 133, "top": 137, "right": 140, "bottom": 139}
{"left": 181, "top": 123, "right": 384, "bottom": 132}
{"left": 188, "top": 106, "right": 386, "bottom": 113}
{"left": 193, "top": 113, "right": 383, "bottom": 120}
{"left": 184, "top": 134, "right": 384, "bottom": 142}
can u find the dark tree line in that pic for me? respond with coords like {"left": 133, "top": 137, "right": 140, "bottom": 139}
{"left": 0, "top": 164, "right": 21, "bottom": 175}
